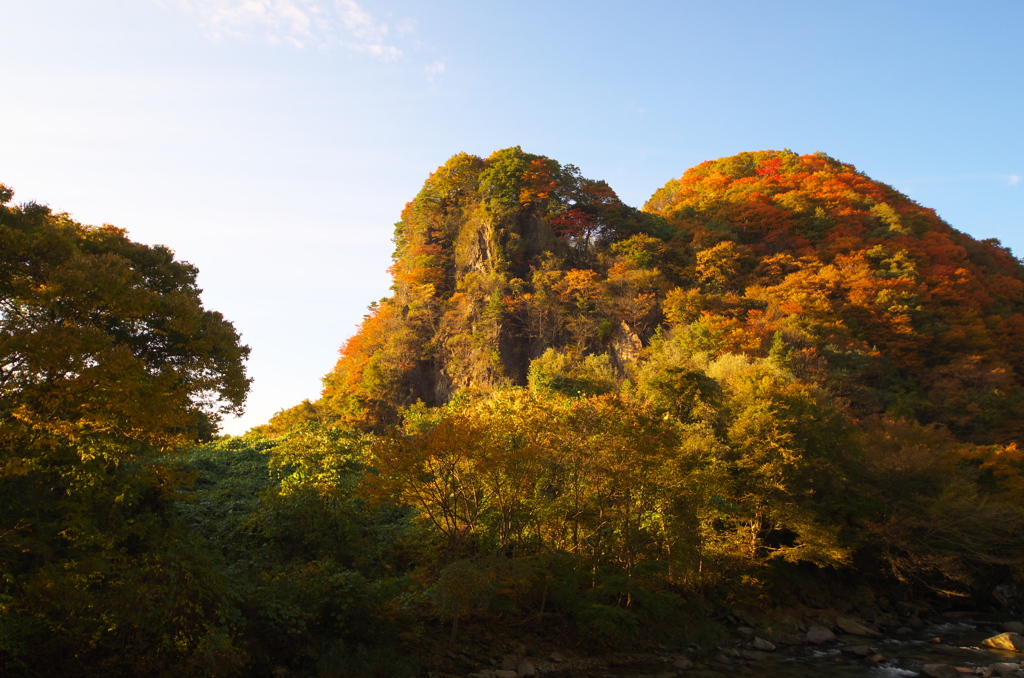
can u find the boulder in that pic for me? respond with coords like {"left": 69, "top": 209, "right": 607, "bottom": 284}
{"left": 807, "top": 624, "right": 837, "bottom": 644}
{"left": 500, "top": 657, "right": 518, "bottom": 671}
{"left": 875, "top": 612, "right": 901, "bottom": 629}
{"left": 752, "top": 637, "right": 776, "bottom": 651}
{"left": 921, "top": 664, "right": 960, "bottom": 678}
{"left": 494, "top": 672, "right": 518, "bottom": 678}
{"left": 548, "top": 652, "right": 564, "bottom": 663}
{"left": 672, "top": 657, "right": 693, "bottom": 670}
{"left": 835, "top": 616, "right": 882, "bottom": 638}
{"left": 985, "top": 663, "right": 1021, "bottom": 678}
{"left": 840, "top": 645, "right": 874, "bottom": 657}
{"left": 1003, "top": 622, "right": 1024, "bottom": 635}
{"left": 983, "top": 633, "right": 1024, "bottom": 652}
{"left": 516, "top": 659, "right": 536, "bottom": 677}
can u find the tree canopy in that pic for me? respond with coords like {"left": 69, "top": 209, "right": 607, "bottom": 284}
{"left": 0, "top": 185, "right": 251, "bottom": 674}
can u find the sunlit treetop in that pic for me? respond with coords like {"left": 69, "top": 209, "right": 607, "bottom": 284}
{"left": 0, "top": 185, "right": 251, "bottom": 457}
{"left": 647, "top": 151, "right": 1024, "bottom": 441}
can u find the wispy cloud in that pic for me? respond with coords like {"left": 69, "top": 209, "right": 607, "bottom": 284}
{"left": 161, "top": 0, "right": 407, "bottom": 58}
{"left": 424, "top": 59, "right": 446, "bottom": 82}
{"left": 1008, "top": 175, "right": 1021, "bottom": 187}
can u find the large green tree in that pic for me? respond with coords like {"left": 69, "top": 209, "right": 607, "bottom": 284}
{"left": 0, "top": 185, "right": 251, "bottom": 675}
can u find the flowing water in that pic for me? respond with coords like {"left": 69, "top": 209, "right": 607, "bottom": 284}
{"left": 598, "top": 616, "right": 1023, "bottom": 677}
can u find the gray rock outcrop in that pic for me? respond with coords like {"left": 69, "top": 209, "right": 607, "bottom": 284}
{"left": 835, "top": 616, "right": 882, "bottom": 638}
{"left": 806, "top": 625, "right": 837, "bottom": 644}
{"left": 920, "top": 664, "right": 960, "bottom": 678}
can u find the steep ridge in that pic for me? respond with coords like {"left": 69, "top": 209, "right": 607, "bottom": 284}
{"left": 310, "top": 146, "right": 669, "bottom": 429}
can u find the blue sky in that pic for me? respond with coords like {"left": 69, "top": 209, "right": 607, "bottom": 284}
{"left": 3, "top": 0, "right": 1022, "bottom": 434}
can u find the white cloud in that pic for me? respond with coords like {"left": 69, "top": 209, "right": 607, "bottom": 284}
{"left": 161, "top": 0, "right": 407, "bottom": 58}
{"left": 395, "top": 17, "right": 417, "bottom": 38}
{"left": 1008, "top": 175, "right": 1021, "bottom": 187}
{"left": 424, "top": 59, "right": 446, "bottom": 81}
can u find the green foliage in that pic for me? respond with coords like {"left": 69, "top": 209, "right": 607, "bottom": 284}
{"left": 172, "top": 431, "right": 420, "bottom": 675}
{"left": 527, "top": 348, "right": 617, "bottom": 397}
{"left": 610, "top": 233, "right": 668, "bottom": 269}
{"left": 0, "top": 185, "right": 251, "bottom": 676}
{"left": 479, "top": 146, "right": 538, "bottom": 212}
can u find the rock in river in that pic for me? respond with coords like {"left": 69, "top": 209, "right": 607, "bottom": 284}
{"left": 983, "top": 632, "right": 1024, "bottom": 652}
{"left": 985, "top": 662, "right": 1021, "bottom": 678}
{"left": 806, "top": 625, "right": 837, "bottom": 644}
{"left": 516, "top": 659, "right": 536, "bottom": 677}
{"left": 920, "top": 664, "right": 960, "bottom": 678}
{"left": 672, "top": 657, "right": 693, "bottom": 670}
{"left": 835, "top": 616, "right": 882, "bottom": 638}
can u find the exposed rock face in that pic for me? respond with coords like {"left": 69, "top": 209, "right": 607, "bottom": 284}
{"left": 609, "top": 320, "right": 642, "bottom": 373}
{"left": 983, "top": 633, "right": 1024, "bottom": 652}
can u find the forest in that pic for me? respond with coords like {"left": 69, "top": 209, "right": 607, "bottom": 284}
{"left": 4, "top": 149, "right": 1024, "bottom": 677}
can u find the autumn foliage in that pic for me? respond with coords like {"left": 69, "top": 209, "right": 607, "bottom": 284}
{"left": 645, "top": 150, "right": 1024, "bottom": 442}
{"left": 10, "top": 147, "right": 1024, "bottom": 675}
{"left": 299, "top": 148, "right": 1024, "bottom": 611}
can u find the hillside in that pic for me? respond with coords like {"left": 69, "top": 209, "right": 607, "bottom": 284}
{"left": 252, "top": 148, "right": 1024, "bottom": 605}
{"left": 280, "top": 148, "right": 1024, "bottom": 445}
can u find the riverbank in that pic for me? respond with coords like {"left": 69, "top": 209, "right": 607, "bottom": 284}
{"left": 414, "top": 610, "right": 1024, "bottom": 678}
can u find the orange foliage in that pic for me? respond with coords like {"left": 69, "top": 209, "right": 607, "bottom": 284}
{"left": 646, "top": 150, "right": 1024, "bottom": 441}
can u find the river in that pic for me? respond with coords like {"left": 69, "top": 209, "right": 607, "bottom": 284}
{"left": 596, "top": 615, "right": 1023, "bottom": 677}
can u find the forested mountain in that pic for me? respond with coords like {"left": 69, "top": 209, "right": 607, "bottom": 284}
{"left": 249, "top": 149, "right": 1024, "bottom": 665}
{"left": 279, "top": 147, "right": 1024, "bottom": 445}
{"left": 5, "top": 151, "right": 1024, "bottom": 677}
